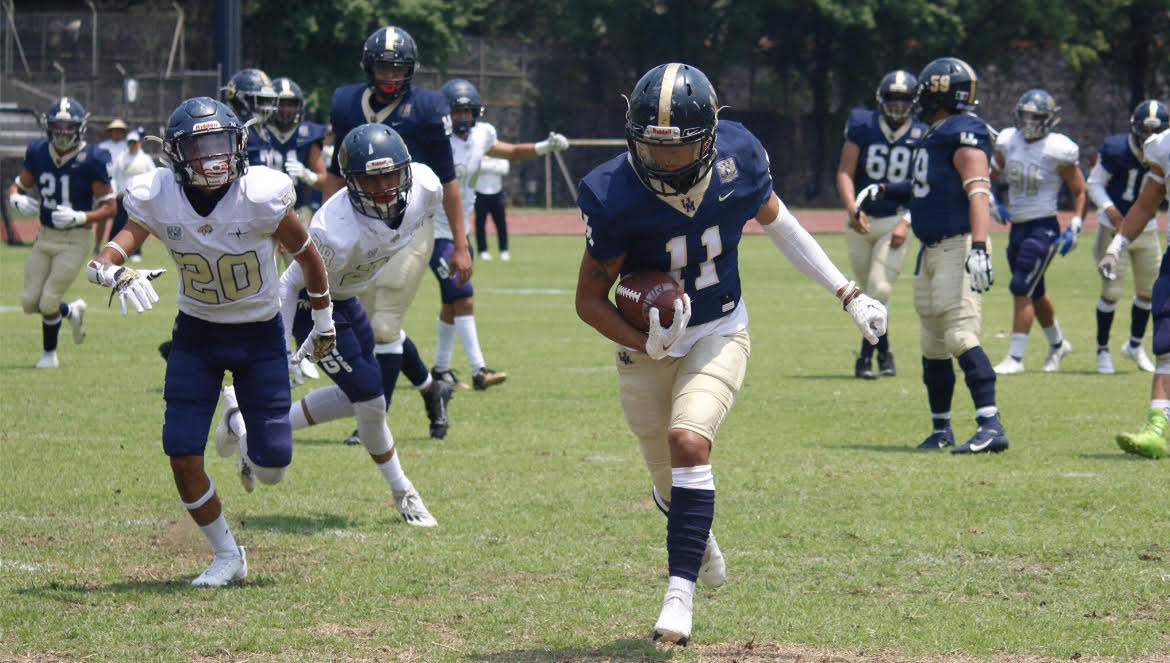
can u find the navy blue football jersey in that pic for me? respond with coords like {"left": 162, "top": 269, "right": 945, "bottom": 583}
{"left": 328, "top": 83, "right": 455, "bottom": 183}
{"left": 22, "top": 139, "right": 111, "bottom": 228}
{"left": 255, "top": 121, "right": 327, "bottom": 207}
{"left": 1097, "top": 134, "right": 1149, "bottom": 216}
{"left": 244, "top": 125, "right": 272, "bottom": 167}
{"left": 579, "top": 121, "right": 773, "bottom": 327}
{"left": 907, "top": 113, "right": 994, "bottom": 243}
{"left": 844, "top": 109, "right": 927, "bottom": 217}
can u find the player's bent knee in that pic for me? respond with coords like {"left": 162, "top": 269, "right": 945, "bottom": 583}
{"left": 944, "top": 330, "right": 980, "bottom": 357}
{"left": 253, "top": 465, "right": 286, "bottom": 485}
{"left": 353, "top": 396, "right": 392, "bottom": 456}
{"left": 21, "top": 297, "right": 40, "bottom": 315}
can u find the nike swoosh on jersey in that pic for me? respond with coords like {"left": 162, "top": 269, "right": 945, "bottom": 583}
{"left": 718, "top": 190, "right": 734, "bottom": 202}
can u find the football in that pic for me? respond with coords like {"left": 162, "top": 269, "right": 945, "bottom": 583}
{"left": 614, "top": 271, "right": 684, "bottom": 332}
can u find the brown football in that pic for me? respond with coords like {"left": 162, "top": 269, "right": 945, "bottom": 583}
{"left": 614, "top": 271, "right": 683, "bottom": 332}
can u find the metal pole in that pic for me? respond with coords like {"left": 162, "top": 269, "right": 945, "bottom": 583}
{"left": 52, "top": 60, "right": 65, "bottom": 97}
{"left": 84, "top": 0, "right": 96, "bottom": 77}
{"left": 166, "top": 1, "right": 183, "bottom": 79}
{"left": 544, "top": 153, "right": 551, "bottom": 208}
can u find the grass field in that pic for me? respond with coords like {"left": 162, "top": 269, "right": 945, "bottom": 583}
{"left": 3, "top": 229, "right": 1170, "bottom": 662}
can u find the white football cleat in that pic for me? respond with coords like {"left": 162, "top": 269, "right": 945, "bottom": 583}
{"left": 214, "top": 385, "right": 241, "bottom": 458}
{"left": 238, "top": 439, "right": 255, "bottom": 493}
{"left": 1042, "top": 339, "right": 1073, "bottom": 372}
{"left": 35, "top": 351, "right": 59, "bottom": 369}
{"left": 67, "top": 299, "right": 87, "bottom": 344}
{"left": 652, "top": 588, "right": 693, "bottom": 645}
{"left": 299, "top": 357, "right": 320, "bottom": 380}
{"left": 392, "top": 486, "right": 438, "bottom": 527}
{"left": 499, "top": 250, "right": 510, "bottom": 261}
{"left": 698, "top": 531, "right": 725, "bottom": 588}
{"left": 1122, "top": 342, "right": 1156, "bottom": 372}
{"left": 479, "top": 251, "right": 493, "bottom": 261}
{"left": 191, "top": 546, "right": 247, "bottom": 587}
{"left": 1097, "top": 349, "right": 1115, "bottom": 374}
{"left": 994, "top": 356, "right": 1025, "bottom": 375}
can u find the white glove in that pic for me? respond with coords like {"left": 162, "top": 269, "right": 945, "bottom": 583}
{"left": 1098, "top": 233, "right": 1128, "bottom": 281}
{"left": 289, "top": 351, "right": 305, "bottom": 386}
{"left": 965, "top": 243, "right": 994, "bottom": 292}
{"left": 285, "top": 159, "right": 318, "bottom": 187}
{"left": 1068, "top": 215, "right": 1083, "bottom": 235}
{"left": 852, "top": 183, "right": 883, "bottom": 216}
{"left": 50, "top": 207, "right": 88, "bottom": 229}
{"left": 645, "top": 294, "right": 691, "bottom": 360}
{"left": 534, "top": 132, "right": 570, "bottom": 156}
{"left": 844, "top": 293, "right": 888, "bottom": 345}
{"left": 293, "top": 328, "right": 337, "bottom": 363}
{"left": 9, "top": 192, "right": 39, "bottom": 215}
{"left": 114, "top": 266, "right": 165, "bottom": 314}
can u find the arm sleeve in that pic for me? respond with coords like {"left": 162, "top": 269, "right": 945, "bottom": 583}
{"left": 1086, "top": 161, "right": 1114, "bottom": 210}
{"left": 480, "top": 155, "right": 510, "bottom": 175}
{"left": 761, "top": 197, "right": 849, "bottom": 296}
{"left": 278, "top": 260, "right": 306, "bottom": 343}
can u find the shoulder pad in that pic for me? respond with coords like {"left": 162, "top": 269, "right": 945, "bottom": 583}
{"left": 844, "top": 108, "right": 872, "bottom": 140}
{"left": 411, "top": 162, "right": 442, "bottom": 198}
{"left": 996, "top": 126, "right": 1016, "bottom": 146}
{"left": 241, "top": 166, "right": 295, "bottom": 205}
{"left": 1046, "top": 133, "right": 1079, "bottom": 163}
{"left": 125, "top": 169, "right": 166, "bottom": 203}
{"left": 1143, "top": 132, "right": 1170, "bottom": 172}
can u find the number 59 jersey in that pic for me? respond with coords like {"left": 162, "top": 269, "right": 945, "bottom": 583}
{"left": 908, "top": 113, "right": 994, "bottom": 244}
{"left": 124, "top": 165, "right": 295, "bottom": 324}
{"left": 307, "top": 162, "right": 442, "bottom": 301}
{"left": 844, "top": 109, "right": 926, "bottom": 217}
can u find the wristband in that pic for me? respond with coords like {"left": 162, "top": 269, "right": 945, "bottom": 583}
{"left": 311, "top": 304, "right": 334, "bottom": 332}
{"left": 1106, "top": 233, "right": 1130, "bottom": 255}
{"left": 13, "top": 175, "right": 32, "bottom": 193}
{"left": 838, "top": 280, "right": 860, "bottom": 310}
{"left": 971, "top": 241, "right": 988, "bottom": 252}
{"left": 105, "top": 241, "right": 129, "bottom": 262}
{"left": 306, "top": 288, "right": 329, "bottom": 299}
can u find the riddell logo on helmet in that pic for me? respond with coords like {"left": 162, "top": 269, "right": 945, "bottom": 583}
{"left": 645, "top": 125, "right": 680, "bottom": 139}
{"left": 365, "top": 157, "right": 394, "bottom": 170}
{"left": 192, "top": 121, "right": 221, "bottom": 131}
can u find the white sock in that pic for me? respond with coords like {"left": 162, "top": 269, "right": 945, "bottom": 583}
{"left": 667, "top": 575, "right": 696, "bottom": 598}
{"left": 1008, "top": 333, "right": 1028, "bottom": 360}
{"left": 376, "top": 454, "right": 411, "bottom": 492}
{"left": 1042, "top": 320, "right": 1063, "bottom": 347}
{"left": 228, "top": 411, "right": 245, "bottom": 438}
{"left": 198, "top": 513, "right": 239, "bottom": 557}
{"left": 434, "top": 319, "right": 456, "bottom": 371}
{"left": 976, "top": 406, "right": 998, "bottom": 420}
{"left": 454, "top": 314, "right": 486, "bottom": 372}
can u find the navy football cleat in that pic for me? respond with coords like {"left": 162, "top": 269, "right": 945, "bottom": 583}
{"left": 917, "top": 428, "right": 955, "bottom": 450}
{"left": 854, "top": 356, "right": 877, "bottom": 380}
{"left": 952, "top": 415, "right": 1009, "bottom": 454}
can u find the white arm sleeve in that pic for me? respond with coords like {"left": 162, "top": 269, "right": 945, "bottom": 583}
{"left": 278, "top": 261, "right": 307, "bottom": 343}
{"left": 760, "top": 198, "right": 849, "bottom": 296}
{"left": 1086, "top": 161, "right": 1114, "bottom": 211}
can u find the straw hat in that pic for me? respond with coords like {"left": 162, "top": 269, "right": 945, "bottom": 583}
{"left": 105, "top": 119, "right": 129, "bottom": 133}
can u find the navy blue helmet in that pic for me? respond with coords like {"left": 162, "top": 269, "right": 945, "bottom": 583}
{"left": 271, "top": 76, "right": 305, "bottom": 131}
{"left": 1014, "top": 89, "right": 1060, "bottom": 140}
{"left": 43, "top": 97, "right": 88, "bottom": 152}
{"left": 441, "top": 78, "right": 483, "bottom": 138}
{"left": 361, "top": 26, "right": 417, "bottom": 102}
{"left": 876, "top": 70, "right": 918, "bottom": 123}
{"left": 914, "top": 57, "right": 980, "bottom": 116}
{"left": 338, "top": 123, "right": 413, "bottom": 228}
{"left": 624, "top": 63, "right": 720, "bottom": 195}
{"left": 163, "top": 97, "right": 248, "bottom": 189}
{"left": 1131, "top": 100, "right": 1170, "bottom": 145}
{"left": 221, "top": 68, "right": 277, "bottom": 125}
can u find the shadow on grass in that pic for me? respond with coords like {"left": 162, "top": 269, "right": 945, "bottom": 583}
{"left": 16, "top": 575, "right": 272, "bottom": 599}
{"left": 471, "top": 638, "right": 671, "bottom": 662}
{"left": 240, "top": 512, "right": 352, "bottom": 533}
{"left": 830, "top": 444, "right": 924, "bottom": 454}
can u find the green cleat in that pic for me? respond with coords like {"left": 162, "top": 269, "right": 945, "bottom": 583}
{"left": 1116, "top": 407, "right": 1169, "bottom": 459}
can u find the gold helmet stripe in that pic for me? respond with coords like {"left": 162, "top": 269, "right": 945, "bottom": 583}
{"left": 59, "top": 98, "right": 68, "bottom": 114}
{"left": 955, "top": 59, "right": 977, "bottom": 104}
{"left": 657, "top": 63, "right": 681, "bottom": 127}
{"left": 1151, "top": 101, "right": 1160, "bottom": 122}
{"left": 894, "top": 71, "right": 905, "bottom": 89}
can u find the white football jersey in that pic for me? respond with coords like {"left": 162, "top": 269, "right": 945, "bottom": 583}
{"left": 996, "top": 127, "right": 1079, "bottom": 221}
{"left": 435, "top": 121, "right": 498, "bottom": 240}
{"left": 124, "top": 166, "right": 295, "bottom": 324}
{"left": 304, "top": 162, "right": 442, "bottom": 301}
{"left": 1142, "top": 131, "right": 1170, "bottom": 184}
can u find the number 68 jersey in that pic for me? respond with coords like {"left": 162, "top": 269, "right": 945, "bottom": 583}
{"left": 845, "top": 108, "right": 927, "bottom": 218}
{"left": 124, "top": 165, "right": 295, "bottom": 324}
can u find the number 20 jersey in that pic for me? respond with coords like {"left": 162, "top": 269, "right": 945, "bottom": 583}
{"left": 844, "top": 109, "right": 926, "bottom": 218}
{"left": 124, "top": 166, "right": 295, "bottom": 324}
{"left": 908, "top": 113, "right": 994, "bottom": 244}
{"left": 307, "top": 162, "right": 443, "bottom": 301}
{"left": 579, "top": 120, "right": 773, "bottom": 327}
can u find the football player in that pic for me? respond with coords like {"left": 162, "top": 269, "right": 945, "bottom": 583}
{"left": 990, "top": 89, "right": 1086, "bottom": 375}
{"left": 836, "top": 70, "right": 927, "bottom": 379}
{"left": 221, "top": 68, "right": 278, "bottom": 165}
{"left": 7, "top": 97, "right": 116, "bottom": 368}
{"left": 856, "top": 56, "right": 1008, "bottom": 454}
{"left": 1086, "top": 100, "right": 1169, "bottom": 374}
{"left": 264, "top": 76, "right": 327, "bottom": 216}
{"left": 575, "top": 63, "right": 886, "bottom": 645}
{"left": 428, "top": 78, "right": 570, "bottom": 390}
{"left": 1100, "top": 108, "right": 1170, "bottom": 457}
{"left": 325, "top": 26, "right": 460, "bottom": 442}
{"left": 85, "top": 97, "right": 335, "bottom": 586}
{"left": 214, "top": 124, "right": 438, "bottom": 526}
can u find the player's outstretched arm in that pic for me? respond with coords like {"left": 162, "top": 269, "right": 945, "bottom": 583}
{"left": 277, "top": 211, "right": 335, "bottom": 362}
{"left": 86, "top": 221, "right": 165, "bottom": 315}
{"left": 1099, "top": 168, "right": 1167, "bottom": 280}
{"left": 487, "top": 132, "right": 570, "bottom": 162}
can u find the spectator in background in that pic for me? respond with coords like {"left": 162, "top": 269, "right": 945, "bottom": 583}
{"left": 108, "top": 129, "right": 156, "bottom": 262}
{"left": 474, "top": 155, "right": 511, "bottom": 261}
{"left": 94, "top": 119, "right": 129, "bottom": 252}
